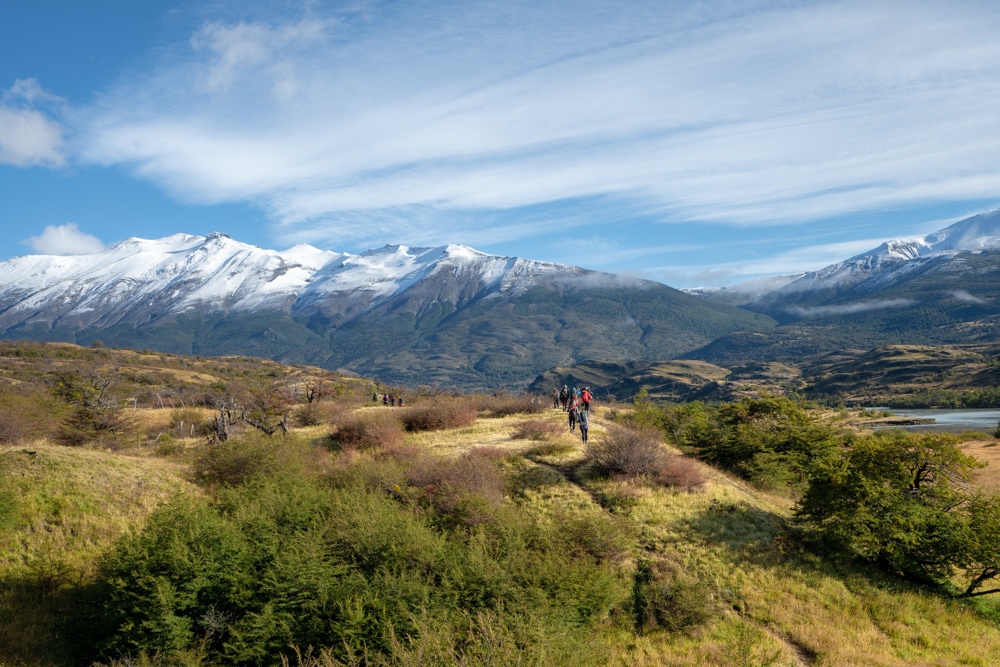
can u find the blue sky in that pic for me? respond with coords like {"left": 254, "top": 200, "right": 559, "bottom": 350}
{"left": 3, "top": 0, "right": 1000, "bottom": 287}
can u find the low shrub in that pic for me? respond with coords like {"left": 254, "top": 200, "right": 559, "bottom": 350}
{"left": 398, "top": 401, "right": 477, "bottom": 432}
{"left": 482, "top": 395, "right": 546, "bottom": 417}
{"left": 652, "top": 452, "right": 707, "bottom": 491}
{"left": 510, "top": 419, "right": 563, "bottom": 441}
{"left": 330, "top": 412, "right": 404, "bottom": 451}
{"left": 586, "top": 425, "right": 664, "bottom": 477}
{"left": 194, "top": 431, "right": 318, "bottom": 486}
{"left": 293, "top": 401, "right": 346, "bottom": 427}
{"left": 634, "top": 559, "right": 715, "bottom": 634}
{"left": 405, "top": 448, "right": 507, "bottom": 526}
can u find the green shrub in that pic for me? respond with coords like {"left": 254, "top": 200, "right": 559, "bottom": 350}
{"left": 88, "top": 469, "right": 628, "bottom": 666}
{"left": 194, "top": 432, "right": 316, "bottom": 487}
{"left": 684, "top": 395, "right": 839, "bottom": 492}
{"left": 634, "top": 559, "right": 715, "bottom": 634}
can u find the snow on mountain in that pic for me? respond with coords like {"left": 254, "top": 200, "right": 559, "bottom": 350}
{"left": 764, "top": 210, "right": 1000, "bottom": 298}
{"left": 0, "top": 233, "right": 573, "bottom": 331}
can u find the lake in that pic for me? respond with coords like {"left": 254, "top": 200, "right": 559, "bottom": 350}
{"left": 873, "top": 408, "right": 1000, "bottom": 432}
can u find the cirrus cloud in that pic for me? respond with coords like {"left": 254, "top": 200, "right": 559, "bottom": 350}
{"left": 74, "top": 0, "right": 1000, "bottom": 251}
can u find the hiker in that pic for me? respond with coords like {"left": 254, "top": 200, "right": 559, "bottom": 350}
{"left": 568, "top": 403, "right": 580, "bottom": 433}
{"left": 552, "top": 387, "right": 560, "bottom": 409}
{"left": 578, "top": 407, "right": 590, "bottom": 443}
{"left": 581, "top": 387, "right": 593, "bottom": 412}
{"left": 390, "top": 395, "right": 396, "bottom": 407}
{"left": 372, "top": 391, "right": 379, "bottom": 402}
{"left": 560, "top": 385, "right": 570, "bottom": 410}
{"left": 397, "top": 396, "right": 404, "bottom": 407}
{"left": 383, "top": 393, "right": 389, "bottom": 406}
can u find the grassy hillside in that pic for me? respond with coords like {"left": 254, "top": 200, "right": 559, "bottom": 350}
{"left": 2, "top": 342, "right": 1000, "bottom": 665}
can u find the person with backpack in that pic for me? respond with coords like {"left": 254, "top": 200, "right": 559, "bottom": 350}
{"left": 568, "top": 402, "right": 580, "bottom": 432}
{"left": 560, "top": 385, "right": 570, "bottom": 410}
{"left": 578, "top": 407, "right": 590, "bottom": 443}
{"left": 581, "top": 387, "right": 593, "bottom": 412}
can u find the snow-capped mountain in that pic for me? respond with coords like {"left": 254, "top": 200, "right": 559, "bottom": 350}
{"left": 0, "top": 233, "right": 773, "bottom": 389}
{"left": 0, "top": 232, "right": 574, "bottom": 330}
{"left": 756, "top": 210, "right": 1000, "bottom": 304}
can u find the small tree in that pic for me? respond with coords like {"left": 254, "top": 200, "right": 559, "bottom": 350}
{"left": 797, "top": 430, "right": 986, "bottom": 586}
{"left": 53, "top": 371, "right": 135, "bottom": 448}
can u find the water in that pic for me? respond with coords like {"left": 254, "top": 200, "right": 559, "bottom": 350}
{"left": 873, "top": 408, "right": 1000, "bottom": 432}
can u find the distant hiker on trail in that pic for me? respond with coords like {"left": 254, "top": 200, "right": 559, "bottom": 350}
{"left": 373, "top": 392, "right": 379, "bottom": 402}
{"left": 568, "top": 403, "right": 580, "bottom": 433}
{"left": 390, "top": 395, "right": 396, "bottom": 407}
{"left": 560, "top": 385, "right": 570, "bottom": 410}
{"left": 581, "top": 387, "right": 593, "bottom": 412}
{"left": 383, "top": 393, "right": 389, "bottom": 406}
{"left": 397, "top": 396, "right": 404, "bottom": 407}
{"left": 552, "top": 387, "right": 560, "bottom": 409}
{"left": 578, "top": 408, "right": 590, "bottom": 443}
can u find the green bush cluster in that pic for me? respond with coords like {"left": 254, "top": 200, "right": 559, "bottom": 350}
{"left": 797, "top": 430, "right": 1000, "bottom": 595}
{"left": 86, "top": 449, "right": 632, "bottom": 665}
{"left": 622, "top": 394, "right": 837, "bottom": 493}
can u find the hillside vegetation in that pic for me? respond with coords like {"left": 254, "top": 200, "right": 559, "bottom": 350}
{"left": 538, "top": 343, "right": 1000, "bottom": 407}
{"left": 2, "top": 342, "right": 1000, "bottom": 666}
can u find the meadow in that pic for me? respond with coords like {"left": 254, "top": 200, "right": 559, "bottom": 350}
{"left": 2, "top": 342, "right": 1000, "bottom": 666}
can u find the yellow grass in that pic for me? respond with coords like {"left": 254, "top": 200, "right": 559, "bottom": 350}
{"left": 5, "top": 400, "right": 1000, "bottom": 666}
{"left": 962, "top": 438, "right": 1000, "bottom": 493}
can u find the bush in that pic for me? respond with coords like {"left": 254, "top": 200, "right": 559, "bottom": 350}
{"left": 87, "top": 471, "right": 627, "bottom": 666}
{"left": 293, "top": 401, "right": 345, "bottom": 427}
{"left": 330, "top": 412, "right": 404, "bottom": 451}
{"left": 194, "top": 432, "right": 318, "bottom": 487}
{"left": 398, "top": 401, "right": 477, "bottom": 432}
{"left": 510, "top": 419, "right": 563, "bottom": 441}
{"left": 481, "top": 395, "right": 546, "bottom": 417}
{"left": 405, "top": 448, "right": 507, "bottom": 526}
{"left": 634, "top": 559, "right": 715, "bottom": 634}
{"left": 586, "top": 426, "right": 665, "bottom": 477}
{"left": 652, "top": 452, "right": 707, "bottom": 491}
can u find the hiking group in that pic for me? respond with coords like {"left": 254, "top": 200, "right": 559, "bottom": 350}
{"left": 373, "top": 392, "right": 404, "bottom": 407}
{"left": 552, "top": 385, "right": 593, "bottom": 443}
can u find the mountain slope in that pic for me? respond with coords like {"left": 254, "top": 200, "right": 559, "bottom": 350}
{"left": 678, "top": 211, "right": 1000, "bottom": 365}
{"left": 0, "top": 233, "right": 775, "bottom": 389}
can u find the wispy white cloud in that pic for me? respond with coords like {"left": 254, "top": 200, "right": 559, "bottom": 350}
{"left": 650, "top": 236, "right": 888, "bottom": 287}
{"left": 787, "top": 299, "right": 916, "bottom": 318}
{"left": 74, "top": 0, "right": 1000, "bottom": 251}
{"left": 949, "top": 289, "right": 987, "bottom": 304}
{"left": 22, "top": 223, "right": 106, "bottom": 255}
{"left": 0, "top": 79, "right": 66, "bottom": 167}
